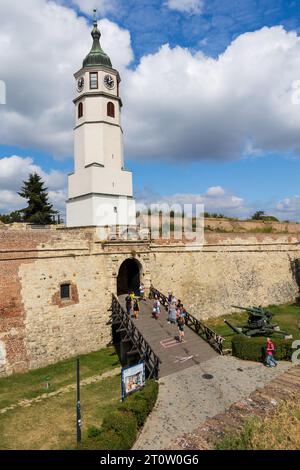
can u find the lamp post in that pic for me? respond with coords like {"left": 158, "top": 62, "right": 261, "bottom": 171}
{"left": 76, "top": 357, "right": 82, "bottom": 444}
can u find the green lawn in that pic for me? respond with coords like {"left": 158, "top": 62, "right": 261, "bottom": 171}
{"left": 0, "top": 374, "right": 121, "bottom": 450}
{"left": 205, "top": 303, "right": 300, "bottom": 350}
{"left": 0, "top": 346, "right": 120, "bottom": 409}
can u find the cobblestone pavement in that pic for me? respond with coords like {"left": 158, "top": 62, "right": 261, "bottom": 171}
{"left": 133, "top": 356, "right": 291, "bottom": 450}
{"left": 170, "top": 364, "right": 300, "bottom": 450}
{"left": 0, "top": 367, "right": 121, "bottom": 415}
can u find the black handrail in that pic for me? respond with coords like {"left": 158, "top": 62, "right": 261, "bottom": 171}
{"left": 111, "top": 294, "right": 161, "bottom": 379}
{"left": 149, "top": 286, "right": 225, "bottom": 355}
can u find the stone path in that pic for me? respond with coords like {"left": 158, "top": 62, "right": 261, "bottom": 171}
{"left": 0, "top": 367, "right": 121, "bottom": 415}
{"left": 133, "top": 356, "right": 291, "bottom": 450}
{"left": 119, "top": 296, "right": 217, "bottom": 377}
{"left": 170, "top": 364, "right": 300, "bottom": 450}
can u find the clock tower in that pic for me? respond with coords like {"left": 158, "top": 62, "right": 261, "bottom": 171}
{"left": 66, "top": 11, "right": 136, "bottom": 228}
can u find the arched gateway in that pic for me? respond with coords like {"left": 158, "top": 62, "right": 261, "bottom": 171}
{"left": 117, "top": 258, "right": 141, "bottom": 296}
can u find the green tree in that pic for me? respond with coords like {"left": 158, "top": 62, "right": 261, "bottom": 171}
{"left": 0, "top": 210, "right": 23, "bottom": 224}
{"left": 251, "top": 211, "right": 265, "bottom": 220}
{"left": 18, "top": 173, "right": 57, "bottom": 224}
{"left": 251, "top": 211, "right": 279, "bottom": 222}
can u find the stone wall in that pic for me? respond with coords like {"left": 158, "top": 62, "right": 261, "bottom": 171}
{"left": 1, "top": 226, "right": 300, "bottom": 376}
{"left": 150, "top": 233, "right": 300, "bottom": 319}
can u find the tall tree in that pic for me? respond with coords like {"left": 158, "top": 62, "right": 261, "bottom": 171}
{"left": 18, "top": 173, "right": 57, "bottom": 224}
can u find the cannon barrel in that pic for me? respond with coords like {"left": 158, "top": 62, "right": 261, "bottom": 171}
{"left": 232, "top": 305, "right": 273, "bottom": 319}
{"left": 232, "top": 305, "right": 266, "bottom": 316}
{"left": 224, "top": 319, "right": 246, "bottom": 335}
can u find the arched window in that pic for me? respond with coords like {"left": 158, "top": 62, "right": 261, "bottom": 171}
{"left": 78, "top": 102, "right": 83, "bottom": 119}
{"left": 107, "top": 102, "right": 115, "bottom": 118}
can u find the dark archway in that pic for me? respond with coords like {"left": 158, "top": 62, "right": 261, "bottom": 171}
{"left": 117, "top": 258, "right": 141, "bottom": 296}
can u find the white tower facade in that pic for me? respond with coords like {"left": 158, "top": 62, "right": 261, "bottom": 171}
{"left": 66, "top": 14, "right": 136, "bottom": 228}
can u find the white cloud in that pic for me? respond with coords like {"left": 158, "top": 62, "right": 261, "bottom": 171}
{"left": 273, "top": 196, "right": 300, "bottom": 221}
{"left": 166, "top": 0, "right": 204, "bottom": 14}
{"left": 136, "top": 186, "right": 248, "bottom": 218}
{"left": 0, "top": 155, "right": 67, "bottom": 215}
{"left": 123, "top": 26, "right": 300, "bottom": 162}
{"left": 1, "top": 2, "right": 300, "bottom": 166}
{"left": 70, "top": 0, "right": 117, "bottom": 15}
{"left": 206, "top": 186, "right": 226, "bottom": 197}
{"left": 0, "top": 0, "right": 133, "bottom": 158}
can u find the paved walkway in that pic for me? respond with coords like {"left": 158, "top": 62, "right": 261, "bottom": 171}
{"left": 119, "top": 296, "right": 217, "bottom": 377}
{"left": 133, "top": 356, "right": 291, "bottom": 450}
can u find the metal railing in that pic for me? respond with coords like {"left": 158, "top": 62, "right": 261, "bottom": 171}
{"left": 149, "top": 286, "right": 225, "bottom": 355}
{"left": 111, "top": 294, "right": 161, "bottom": 379}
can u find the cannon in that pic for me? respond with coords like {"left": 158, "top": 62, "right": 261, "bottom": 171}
{"left": 224, "top": 305, "right": 291, "bottom": 338}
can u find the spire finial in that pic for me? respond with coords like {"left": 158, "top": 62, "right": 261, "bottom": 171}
{"left": 82, "top": 8, "right": 112, "bottom": 69}
{"left": 93, "top": 9, "right": 97, "bottom": 27}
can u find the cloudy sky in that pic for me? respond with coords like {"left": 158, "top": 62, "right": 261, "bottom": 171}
{"left": 1, "top": 0, "right": 300, "bottom": 220}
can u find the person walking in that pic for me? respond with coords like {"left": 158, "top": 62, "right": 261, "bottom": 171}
{"left": 133, "top": 298, "right": 140, "bottom": 320}
{"left": 129, "top": 291, "right": 135, "bottom": 301}
{"left": 177, "top": 314, "right": 185, "bottom": 342}
{"left": 168, "top": 304, "right": 177, "bottom": 325}
{"left": 125, "top": 293, "right": 132, "bottom": 316}
{"left": 139, "top": 283, "right": 145, "bottom": 301}
{"left": 152, "top": 297, "right": 161, "bottom": 320}
{"left": 265, "top": 338, "right": 277, "bottom": 367}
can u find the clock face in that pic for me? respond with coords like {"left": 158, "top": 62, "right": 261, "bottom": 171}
{"left": 104, "top": 74, "right": 115, "bottom": 90}
{"left": 77, "top": 77, "right": 84, "bottom": 92}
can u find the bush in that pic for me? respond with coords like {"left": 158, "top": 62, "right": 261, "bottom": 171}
{"left": 84, "top": 379, "right": 159, "bottom": 450}
{"left": 120, "top": 394, "right": 149, "bottom": 427}
{"left": 231, "top": 335, "right": 293, "bottom": 362}
{"left": 138, "top": 378, "right": 159, "bottom": 411}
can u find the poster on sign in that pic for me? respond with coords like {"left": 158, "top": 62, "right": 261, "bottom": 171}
{"left": 121, "top": 362, "right": 145, "bottom": 400}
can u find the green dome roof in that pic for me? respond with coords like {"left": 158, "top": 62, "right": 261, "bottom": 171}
{"left": 83, "top": 11, "right": 112, "bottom": 69}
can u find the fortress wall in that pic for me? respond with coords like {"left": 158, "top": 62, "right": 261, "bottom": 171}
{"left": 149, "top": 233, "right": 300, "bottom": 319}
{"left": 0, "top": 228, "right": 111, "bottom": 376}
{"left": 1, "top": 227, "right": 300, "bottom": 376}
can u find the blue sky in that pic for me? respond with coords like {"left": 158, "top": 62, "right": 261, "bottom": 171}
{"left": 1, "top": 0, "right": 300, "bottom": 220}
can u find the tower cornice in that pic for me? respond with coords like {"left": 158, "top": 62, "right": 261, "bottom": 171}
{"left": 73, "top": 92, "right": 123, "bottom": 107}
{"left": 74, "top": 66, "right": 121, "bottom": 82}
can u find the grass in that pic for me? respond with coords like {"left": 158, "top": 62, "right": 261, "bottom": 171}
{"left": 205, "top": 303, "right": 300, "bottom": 350}
{"left": 0, "top": 346, "right": 120, "bottom": 410}
{"left": 216, "top": 391, "right": 300, "bottom": 450}
{"left": 0, "top": 374, "right": 121, "bottom": 450}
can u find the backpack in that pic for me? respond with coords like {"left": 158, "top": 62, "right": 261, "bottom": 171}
{"left": 179, "top": 315, "right": 185, "bottom": 325}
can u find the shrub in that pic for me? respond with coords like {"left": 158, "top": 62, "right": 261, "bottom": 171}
{"left": 120, "top": 394, "right": 149, "bottom": 427}
{"left": 231, "top": 335, "right": 293, "bottom": 362}
{"left": 84, "top": 379, "right": 159, "bottom": 450}
{"left": 138, "top": 379, "right": 159, "bottom": 411}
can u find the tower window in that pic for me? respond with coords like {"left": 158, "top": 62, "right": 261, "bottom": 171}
{"left": 107, "top": 102, "right": 115, "bottom": 118}
{"left": 90, "top": 72, "right": 98, "bottom": 89}
{"left": 78, "top": 102, "right": 83, "bottom": 119}
{"left": 60, "top": 283, "right": 71, "bottom": 300}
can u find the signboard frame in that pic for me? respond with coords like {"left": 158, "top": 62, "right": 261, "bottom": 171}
{"left": 121, "top": 361, "right": 146, "bottom": 400}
